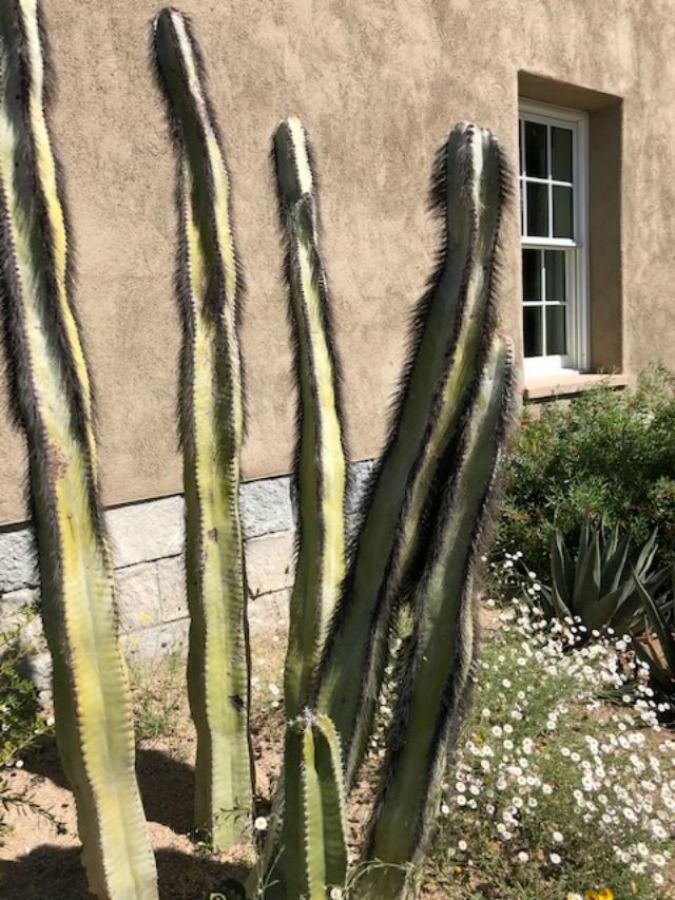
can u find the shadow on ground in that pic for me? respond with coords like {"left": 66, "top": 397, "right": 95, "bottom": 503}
{"left": 23, "top": 741, "right": 195, "bottom": 835}
{"left": 0, "top": 845, "right": 250, "bottom": 899}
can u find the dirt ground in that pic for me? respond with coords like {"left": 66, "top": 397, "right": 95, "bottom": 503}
{"left": 0, "top": 625, "right": 423, "bottom": 900}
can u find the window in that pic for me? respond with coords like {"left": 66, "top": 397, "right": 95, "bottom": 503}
{"left": 519, "top": 101, "right": 589, "bottom": 376}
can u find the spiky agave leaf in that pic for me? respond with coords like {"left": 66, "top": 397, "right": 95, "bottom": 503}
{"left": 356, "top": 339, "right": 516, "bottom": 899}
{"left": 273, "top": 117, "right": 348, "bottom": 721}
{"left": 0, "top": 2, "right": 157, "bottom": 897}
{"left": 152, "top": 7, "right": 253, "bottom": 849}
{"left": 316, "top": 123, "right": 510, "bottom": 786}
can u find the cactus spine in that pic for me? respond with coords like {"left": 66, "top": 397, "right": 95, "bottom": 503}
{"left": 315, "top": 123, "right": 509, "bottom": 786}
{"left": 0, "top": 2, "right": 157, "bottom": 898}
{"left": 152, "top": 9, "right": 253, "bottom": 849}
{"left": 273, "top": 118, "right": 348, "bottom": 720}
{"left": 356, "top": 339, "right": 516, "bottom": 899}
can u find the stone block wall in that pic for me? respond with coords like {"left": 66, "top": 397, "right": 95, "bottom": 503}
{"left": 0, "top": 461, "right": 375, "bottom": 695}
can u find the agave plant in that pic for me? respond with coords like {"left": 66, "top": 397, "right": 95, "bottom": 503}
{"left": 632, "top": 573, "right": 675, "bottom": 703}
{"left": 0, "top": 4, "right": 518, "bottom": 899}
{"left": 538, "top": 518, "right": 672, "bottom": 637}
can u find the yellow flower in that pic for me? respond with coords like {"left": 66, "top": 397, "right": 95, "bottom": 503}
{"left": 585, "top": 893, "right": 600, "bottom": 900}
{"left": 598, "top": 891, "right": 614, "bottom": 900}
{"left": 454, "top": 866, "right": 463, "bottom": 875}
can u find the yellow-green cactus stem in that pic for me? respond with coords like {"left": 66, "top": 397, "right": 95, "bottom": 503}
{"left": 152, "top": 8, "right": 253, "bottom": 849}
{"left": 356, "top": 340, "right": 516, "bottom": 899}
{"left": 281, "top": 713, "right": 348, "bottom": 900}
{"left": 316, "top": 123, "right": 509, "bottom": 786}
{"left": 273, "top": 118, "right": 348, "bottom": 720}
{"left": 0, "top": 2, "right": 157, "bottom": 898}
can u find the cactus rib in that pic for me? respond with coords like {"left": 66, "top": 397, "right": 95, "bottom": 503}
{"left": 0, "top": 2, "right": 157, "bottom": 898}
{"left": 282, "top": 713, "right": 348, "bottom": 900}
{"left": 356, "top": 340, "right": 516, "bottom": 899}
{"left": 152, "top": 7, "right": 253, "bottom": 849}
{"left": 273, "top": 118, "right": 348, "bottom": 720}
{"left": 316, "top": 123, "right": 509, "bottom": 786}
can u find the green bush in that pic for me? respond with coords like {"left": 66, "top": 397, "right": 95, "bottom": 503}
{"left": 496, "top": 366, "right": 675, "bottom": 575}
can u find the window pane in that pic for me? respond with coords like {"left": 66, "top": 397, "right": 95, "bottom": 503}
{"left": 522, "top": 250, "right": 541, "bottom": 301}
{"left": 523, "top": 306, "right": 543, "bottom": 357}
{"left": 551, "top": 127, "right": 573, "bottom": 182}
{"left": 525, "top": 121, "right": 547, "bottom": 177}
{"left": 544, "top": 250, "right": 566, "bottom": 302}
{"left": 553, "top": 185, "right": 573, "bottom": 238}
{"left": 546, "top": 305, "right": 567, "bottom": 355}
{"left": 526, "top": 182, "right": 549, "bottom": 237}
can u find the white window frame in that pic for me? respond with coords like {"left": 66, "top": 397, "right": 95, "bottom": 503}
{"left": 519, "top": 100, "right": 590, "bottom": 377}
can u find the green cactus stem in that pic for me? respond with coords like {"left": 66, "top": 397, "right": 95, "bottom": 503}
{"left": 273, "top": 117, "right": 348, "bottom": 720}
{"left": 281, "top": 713, "right": 348, "bottom": 900}
{"left": 0, "top": 2, "right": 157, "bottom": 898}
{"left": 356, "top": 339, "right": 516, "bottom": 899}
{"left": 152, "top": 8, "right": 253, "bottom": 849}
{"left": 316, "top": 123, "right": 509, "bottom": 786}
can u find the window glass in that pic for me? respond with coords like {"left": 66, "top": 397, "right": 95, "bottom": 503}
{"left": 553, "top": 185, "right": 574, "bottom": 238}
{"left": 545, "top": 251, "right": 566, "bottom": 302}
{"left": 526, "top": 183, "right": 549, "bottom": 237}
{"left": 523, "top": 306, "right": 543, "bottom": 357}
{"left": 546, "top": 305, "right": 567, "bottom": 355}
{"left": 524, "top": 121, "right": 547, "bottom": 177}
{"left": 551, "top": 127, "right": 573, "bottom": 182}
{"left": 522, "top": 249, "right": 541, "bottom": 301}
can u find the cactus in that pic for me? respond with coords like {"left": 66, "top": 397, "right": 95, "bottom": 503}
{"left": 279, "top": 713, "right": 348, "bottom": 900}
{"left": 356, "top": 339, "right": 516, "bottom": 899}
{"left": 152, "top": 8, "right": 254, "bottom": 849}
{"left": 315, "top": 122, "right": 509, "bottom": 787}
{"left": 1, "top": 5, "right": 518, "bottom": 897}
{"left": 272, "top": 118, "right": 348, "bottom": 721}
{"left": 0, "top": 2, "right": 157, "bottom": 898}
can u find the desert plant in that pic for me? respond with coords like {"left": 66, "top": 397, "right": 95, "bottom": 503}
{"left": 632, "top": 573, "right": 675, "bottom": 702}
{"left": 538, "top": 519, "right": 672, "bottom": 636}
{"left": 152, "top": 7, "right": 253, "bottom": 850}
{"left": 0, "top": 4, "right": 517, "bottom": 898}
{"left": 497, "top": 368, "right": 675, "bottom": 575}
{"left": 0, "top": 2, "right": 157, "bottom": 898}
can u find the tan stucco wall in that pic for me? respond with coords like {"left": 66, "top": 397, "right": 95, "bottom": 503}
{"left": 0, "top": 0, "right": 672, "bottom": 525}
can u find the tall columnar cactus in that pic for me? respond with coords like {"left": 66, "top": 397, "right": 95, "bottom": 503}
{"left": 357, "top": 339, "right": 515, "bottom": 899}
{"left": 273, "top": 118, "right": 348, "bottom": 721}
{"left": 0, "top": 2, "right": 157, "bottom": 899}
{"left": 315, "top": 122, "right": 509, "bottom": 786}
{"left": 152, "top": 9, "right": 254, "bottom": 849}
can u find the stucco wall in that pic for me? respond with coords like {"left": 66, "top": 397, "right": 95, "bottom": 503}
{"left": 0, "top": 0, "right": 673, "bottom": 524}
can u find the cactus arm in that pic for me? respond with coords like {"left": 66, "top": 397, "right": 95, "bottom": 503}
{"left": 273, "top": 118, "right": 348, "bottom": 719}
{"left": 356, "top": 340, "right": 516, "bottom": 899}
{"left": 279, "top": 714, "right": 348, "bottom": 900}
{"left": 152, "top": 8, "right": 253, "bottom": 849}
{"left": 0, "top": 3, "right": 157, "bottom": 898}
{"left": 316, "top": 124, "right": 508, "bottom": 785}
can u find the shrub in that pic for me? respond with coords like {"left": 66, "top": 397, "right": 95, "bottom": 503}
{"left": 496, "top": 366, "right": 675, "bottom": 575}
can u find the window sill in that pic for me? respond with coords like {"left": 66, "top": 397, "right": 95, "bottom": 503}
{"left": 523, "top": 372, "right": 628, "bottom": 401}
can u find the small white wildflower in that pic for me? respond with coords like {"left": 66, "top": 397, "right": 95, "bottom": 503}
{"left": 549, "top": 852, "right": 562, "bottom": 865}
{"left": 254, "top": 816, "right": 268, "bottom": 832}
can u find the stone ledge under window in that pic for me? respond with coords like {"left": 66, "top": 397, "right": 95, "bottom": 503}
{"left": 523, "top": 373, "right": 628, "bottom": 401}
